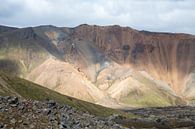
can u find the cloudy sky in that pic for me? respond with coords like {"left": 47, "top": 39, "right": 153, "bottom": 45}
{"left": 1, "top": 0, "right": 195, "bottom": 34}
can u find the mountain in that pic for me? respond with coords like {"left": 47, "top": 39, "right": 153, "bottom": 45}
{"left": 0, "top": 24, "right": 194, "bottom": 108}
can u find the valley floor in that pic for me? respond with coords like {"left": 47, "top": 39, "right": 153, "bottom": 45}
{"left": 118, "top": 106, "right": 195, "bottom": 129}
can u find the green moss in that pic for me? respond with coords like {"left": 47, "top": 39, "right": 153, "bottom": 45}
{"left": 121, "top": 91, "right": 170, "bottom": 107}
{"left": 120, "top": 72, "right": 183, "bottom": 107}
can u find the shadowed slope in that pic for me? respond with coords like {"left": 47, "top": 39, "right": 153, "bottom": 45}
{"left": 0, "top": 25, "right": 18, "bottom": 34}
{"left": 0, "top": 27, "right": 50, "bottom": 76}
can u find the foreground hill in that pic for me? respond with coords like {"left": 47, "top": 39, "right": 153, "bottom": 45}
{"left": 0, "top": 24, "right": 194, "bottom": 107}
{"left": 0, "top": 73, "right": 129, "bottom": 117}
{"left": 0, "top": 74, "right": 195, "bottom": 129}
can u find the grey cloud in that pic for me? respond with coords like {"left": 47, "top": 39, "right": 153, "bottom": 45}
{"left": 0, "top": 0, "right": 195, "bottom": 34}
{"left": 0, "top": 0, "right": 24, "bottom": 18}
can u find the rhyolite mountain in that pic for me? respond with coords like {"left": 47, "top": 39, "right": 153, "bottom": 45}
{"left": 0, "top": 24, "right": 194, "bottom": 108}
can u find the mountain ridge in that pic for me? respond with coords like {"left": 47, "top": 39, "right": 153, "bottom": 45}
{"left": 0, "top": 24, "right": 194, "bottom": 108}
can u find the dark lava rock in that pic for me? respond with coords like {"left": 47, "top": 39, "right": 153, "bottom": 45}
{"left": 8, "top": 96, "right": 18, "bottom": 104}
{"left": 47, "top": 100, "right": 56, "bottom": 108}
{"left": 0, "top": 96, "right": 127, "bottom": 129}
{"left": 0, "top": 122, "right": 4, "bottom": 128}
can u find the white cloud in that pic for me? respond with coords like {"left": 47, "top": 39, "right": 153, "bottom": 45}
{"left": 0, "top": 0, "right": 195, "bottom": 34}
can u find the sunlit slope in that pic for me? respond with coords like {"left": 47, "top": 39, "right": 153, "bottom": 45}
{"left": 0, "top": 73, "right": 134, "bottom": 117}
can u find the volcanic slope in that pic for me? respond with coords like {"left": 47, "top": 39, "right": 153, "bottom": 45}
{"left": 0, "top": 24, "right": 194, "bottom": 107}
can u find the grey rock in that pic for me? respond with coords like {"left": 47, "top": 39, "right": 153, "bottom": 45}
{"left": 60, "top": 123, "right": 70, "bottom": 129}
{"left": 47, "top": 100, "right": 56, "bottom": 108}
{"left": 0, "top": 122, "right": 4, "bottom": 128}
{"left": 0, "top": 96, "right": 138, "bottom": 129}
{"left": 10, "top": 118, "right": 16, "bottom": 124}
{"left": 42, "top": 108, "right": 51, "bottom": 115}
{"left": 8, "top": 96, "right": 19, "bottom": 105}
{"left": 29, "top": 124, "right": 35, "bottom": 129}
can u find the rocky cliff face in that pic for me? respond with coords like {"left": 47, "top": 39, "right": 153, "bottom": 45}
{"left": 69, "top": 25, "right": 195, "bottom": 95}
{"left": 0, "top": 24, "right": 194, "bottom": 108}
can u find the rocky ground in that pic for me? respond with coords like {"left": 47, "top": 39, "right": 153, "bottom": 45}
{"left": 0, "top": 96, "right": 127, "bottom": 129}
{"left": 119, "top": 106, "right": 195, "bottom": 129}
{"left": 1, "top": 96, "right": 195, "bottom": 129}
